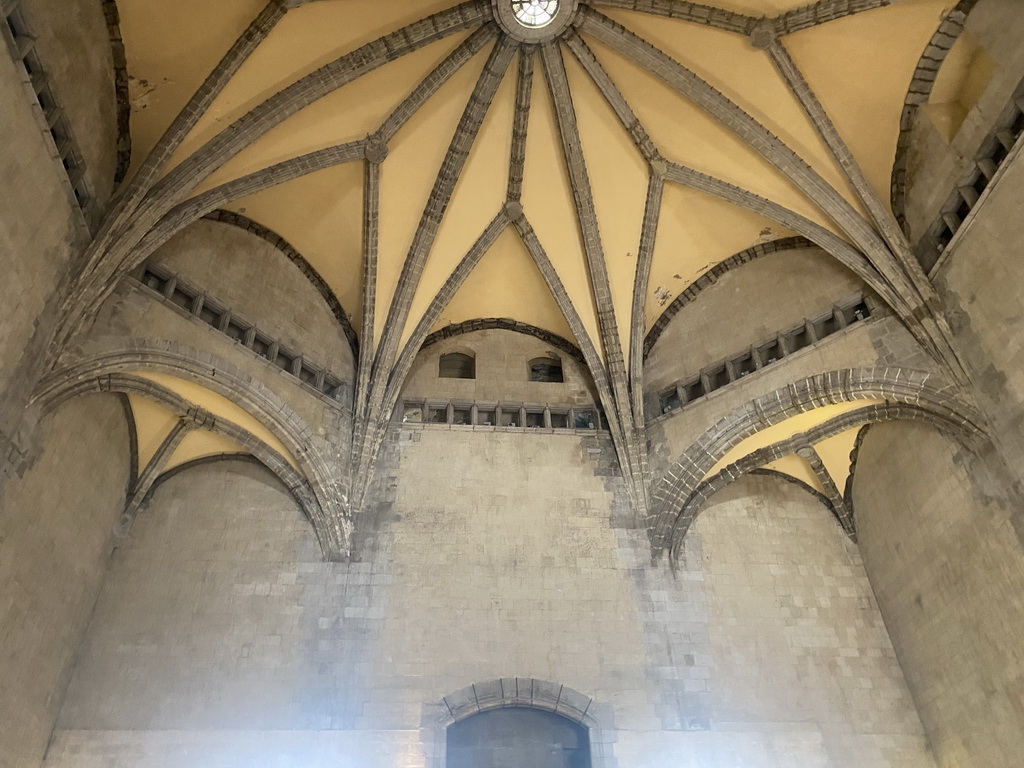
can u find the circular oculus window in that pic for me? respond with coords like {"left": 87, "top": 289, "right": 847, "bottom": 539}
{"left": 512, "top": 0, "right": 559, "bottom": 28}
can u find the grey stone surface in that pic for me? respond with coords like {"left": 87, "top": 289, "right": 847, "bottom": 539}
{"left": 853, "top": 421, "right": 1024, "bottom": 768}
{"left": 0, "top": 394, "right": 131, "bottom": 768}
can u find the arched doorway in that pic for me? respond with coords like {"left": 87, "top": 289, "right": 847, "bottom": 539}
{"left": 446, "top": 706, "right": 591, "bottom": 768}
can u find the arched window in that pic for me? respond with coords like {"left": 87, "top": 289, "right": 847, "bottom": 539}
{"left": 528, "top": 356, "right": 563, "bottom": 383}
{"left": 439, "top": 352, "right": 475, "bottom": 379}
{"left": 447, "top": 707, "right": 591, "bottom": 768}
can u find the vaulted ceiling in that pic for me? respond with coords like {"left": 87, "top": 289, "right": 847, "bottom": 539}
{"left": 114, "top": 0, "right": 950, "bottom": 354}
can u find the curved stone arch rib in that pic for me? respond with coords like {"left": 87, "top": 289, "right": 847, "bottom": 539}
{"left": 643, "top": 236, "right": 814, "bottom": 358}
{"left": 56, "top": 3, "right": 490, "bottom": 356}
{"left": 577, "top": 7, "right": 895, "bottom": 268}
{"left": 144, "top": 453, "right": 267, "bottom": 508}
{"left": 101, "top": 0, "right": 131, "bottom": 184}
{"left": 422, "top": 318, "right": 586, "bottom": 365}
{"left": 35, "top": 372, "right": 337, "bottom": 557}
{"left": 203, "top": 209, "right": 360, "bottom": 359}
{"left": 891, "top": 0, "right": 980, "bottom": 228}
{"left": 649, "top": 367, "right": 986, "bottom": 554}
{"left": 666, "top": 401, "right": 980, "bottom": 565}
{"left": 429, "top": 678, "right": 613, "bottom": 768}
{"left": 774, "top": 0, "right": 895, "bottom": 36}
{"left": 32, "top": 343, "right": 350, "bottom": 559}
{"left": 588, "top": 0, "right": 758, "bottom": 35}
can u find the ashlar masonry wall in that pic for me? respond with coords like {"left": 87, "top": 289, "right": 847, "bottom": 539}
{"left": 852, "top": 421, "right": 1024, "bottom": 768}
{"left": 46, "top": 430, "right": 931, "bottom": 768}
{"left": 0, "top": 394, "right": 131, "bottom": 768}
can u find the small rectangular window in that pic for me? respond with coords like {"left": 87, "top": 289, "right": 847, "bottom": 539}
{"left": 550, "top": 411, "right": 569, "bottom": 429}
{"left": 452, "top": 406, "right": 472, "bottom": 425}
{"left": 225, "top": 318, "right": 249, "bottom": 342}
{"left": 707, "top": 364, "right": 729, "bottom": 390}
{"left": 170, "top": 286, "right": 193, "bottom": 311}
{"left": 427, "top": 404, "right": 448, "bottom": 424}
{"left": 251, "top": 334, "right": 272, "bottom": 359}
{"left": 476, "top": 408, "right": 496, "bottom": 426}
{"left": 499, "top": 409, "right": 518, "bottom": 428}
{"left": 573, "top": 410, "right": 595, "bottom": 430}
{"left": 198, "top": 302, "right": 221, "bottom": 328}
{"left": 659, "top": 387, "right": 682, "bottom": 414}
{"left": 298, "top": 364, "right": 318, "bottom": 385}
{"left": 814, "top": 312, "right": 840, "bottom": 339}
{"left": 841, "top": 300, "right": 870, "bottom": 325}
{"left": 526, "top": 411, "right": 545, "bottom": 429}
{"left": 274, "top": 349, "right": 295, "bottom": 372}
{"left": 681, "top": 377, "right": 704, "bottom": 403}
{"left": 141, "top": 271, "right": 167, "bottom": 294}
{"left": 401, "top": 402, "right": 424, "bottom": 423}
{"left": 732, "top": 352, "right": 756, "bottom": 378}
{"left": 785, "top": 326, "right": 811, "bottom": 354}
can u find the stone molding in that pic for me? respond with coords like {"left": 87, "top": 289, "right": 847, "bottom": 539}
{"left": 425, "top": 678, "right": 614, "bottom": 768}
{"left": 648, "top": 367, "right": 986, "bottom": 555}
{"left": 32, "top": 342, "right": 351, "bottom": 559}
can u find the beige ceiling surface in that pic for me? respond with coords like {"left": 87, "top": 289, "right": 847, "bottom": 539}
{"left": 119, "top": 0, "right": 950, "bottom": 359}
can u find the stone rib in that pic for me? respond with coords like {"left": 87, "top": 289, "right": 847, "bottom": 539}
{"left": 56, "top": 2, "right": 488, "bottom": 353}
{"left": 353, "top": 160, "right": 381, "bottom": 462}
{"left": 121, "top": 142, "right": 368, "bottom": 277}
{"left": 352, "top": 212, "right": 510, "bottom": 509}
{"left": 377, "top": 24, "right": 499, "bottom": 144}
{"left": 588, "top": 0, "right": 757, "bottom": 35}
{"left": 117, "top": 418, "right": 193, "bottom": 537}
{"left": 649, "top": 368, "right": 985, "bottom": 554}
{"left": 372, "top": 36, "right": 517, "bottom": 382}
{"left": 578, "top": 8, "right": 900, "bottom": 281}
{"left": 661, "top": 162, "right": 905, "bottom": 314}
{"left": 83, "top": 0, "right": 291, "bottom": 277}
{"left": 774, "top": 0, "right": 893, "bottom": 35}
{"left": 630, "top": 175, "right": 664, "bottom": 425}
{"left": 539, "top": 42, "right": 629, "bottom": 410}
{"left": 507, "top": 47, "right": 534, "bottom": 203}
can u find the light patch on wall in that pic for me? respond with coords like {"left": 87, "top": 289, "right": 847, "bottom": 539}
{"left": 131, "top": 372, "right": 298, "bottom": 469}
{"left": 762, "top": 454, "right": 825, "bottom": 495}
{"left": 924, "top": 30, "right": 997, "bottom": 142}
{"left": 705, "top": 399, "right": 883, "bottom": 480}
{"left": 163, "top": 430, "right": 248, "bottom": 473}
{"left": 128, "top": 394, "right": 181, "bottom": 469}
{"left": 813, "top": 426, "right": 863, "bottom": 497}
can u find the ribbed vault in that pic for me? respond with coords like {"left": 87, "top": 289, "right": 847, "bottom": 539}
{"left": 51, "top": 0, "right": 982, "bottom": 556}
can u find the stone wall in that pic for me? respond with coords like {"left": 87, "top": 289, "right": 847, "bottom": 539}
{"left": 140, "top": 219, "right": 356, "bottom": 383}
{"left": 0, "top": 32, "right": 91, "bottom": 484}
{"left": 643, "top": 246, "right": 867, "bottom": 399}
{"left": 852, "top": 421, "right": 1024, "bottom": 768}
{"left": 20, "top": 0, "right": 119, "bottom": 209}
{"left": 46, "top": 431, "right": 931, "bottom": 768}
{"left": 402, "top": 328, "right": 597, "bottom": 407}
{"left": 0, "top": 394, "right": 131, "bottom": 768}
{"left": 935, "top": 146, "right": 1024, "bottom": 473}
{"left": 901, "top": 0, "right": 1024, "bottom": 245}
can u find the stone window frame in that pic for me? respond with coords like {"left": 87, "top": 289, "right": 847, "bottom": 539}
{"left": 528, "top": 354, "right": 565, "bottom": 383}
{"left": 438, "top": 351, "right": 477, "bottom": 380}
{"left": 423, "top": 678, "right": 616, "bottom": 768}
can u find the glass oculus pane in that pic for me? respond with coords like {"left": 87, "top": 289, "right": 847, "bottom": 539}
{"left": 512, "top": 0, "right": 559, "bottom": 28}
